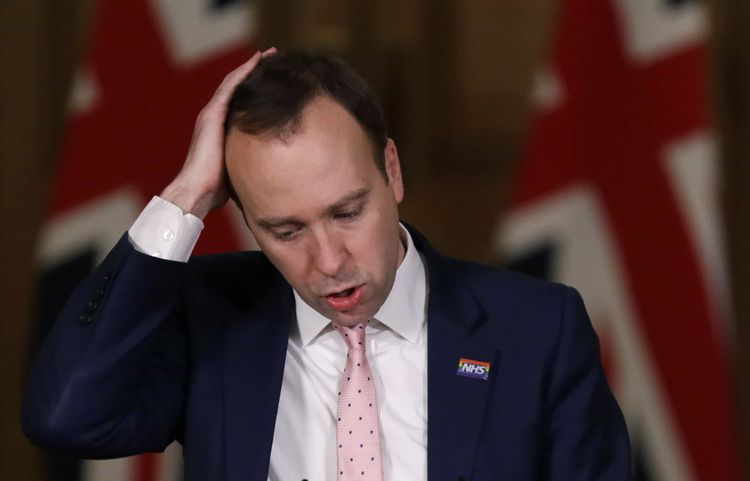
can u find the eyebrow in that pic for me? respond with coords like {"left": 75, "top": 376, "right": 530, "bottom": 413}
{"left": 255, "top": 188, "right": 371, "bottom": 230}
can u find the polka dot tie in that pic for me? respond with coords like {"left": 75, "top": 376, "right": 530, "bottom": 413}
{"left": 332, "top": 321, "right": 384, "bottom": 481}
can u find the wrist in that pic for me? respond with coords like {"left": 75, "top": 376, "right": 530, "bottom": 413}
{"left": 160, "top": 182, "right": 213, "bottom": 219}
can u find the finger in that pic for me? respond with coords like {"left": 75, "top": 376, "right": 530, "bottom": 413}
{"left": 213, "top": 51, "right": 263, "bottom": 101}
{"left": 208, "top": 46, "right": 277, "bottom": 113}
{"left": 229, "top": 50, "right": 266, "bottom": 80}
{"left": 228, "top": 47, "right": 274, "bottom": 83}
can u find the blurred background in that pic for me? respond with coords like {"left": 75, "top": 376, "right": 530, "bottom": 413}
{"left": 1, "top": 0, "right": 748, "bottom": 479}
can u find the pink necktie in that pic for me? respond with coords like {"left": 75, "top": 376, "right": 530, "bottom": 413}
{"left": 333, "top": 321, "right": 384, "bottom": 481}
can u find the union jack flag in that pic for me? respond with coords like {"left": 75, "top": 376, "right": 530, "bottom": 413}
{"left": 33, "top": 1, "right": 256, "bottom": 479}
{"left": 496, "top": 0, "right": 739, "bottom": 480}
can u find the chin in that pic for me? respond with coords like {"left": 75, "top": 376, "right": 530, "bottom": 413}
{"left": 329, "top": 310, "right": 370, "bottom": 327}
{"left": 328, "top": 304, "right": 379, "bottom": 326}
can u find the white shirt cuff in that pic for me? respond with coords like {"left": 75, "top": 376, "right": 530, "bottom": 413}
{"left": 127, "top": 196, "right": 204, "bottom": 262}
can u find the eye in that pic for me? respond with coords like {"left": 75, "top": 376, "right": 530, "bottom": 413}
{"left": 273, "top": 228, "right": 301, "bottom": 241}
{"left": 334, "top": 207, "right": 362, "bottom": 222}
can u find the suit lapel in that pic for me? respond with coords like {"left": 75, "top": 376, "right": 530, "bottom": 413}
{"left": 223, "top": 262, "right": 292, "bottom": 481}
{"left": 410, "top": 228, "right": 500, "bottom": 480}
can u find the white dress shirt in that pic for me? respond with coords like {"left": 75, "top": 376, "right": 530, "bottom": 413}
{"left": 129, "top": 196, "right": 428, "bottom": 481}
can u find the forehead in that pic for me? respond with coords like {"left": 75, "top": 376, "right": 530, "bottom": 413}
{"left": 225, "top": 96, "right": 381, "bottom": 217}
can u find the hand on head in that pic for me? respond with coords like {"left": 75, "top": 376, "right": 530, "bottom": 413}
{"left": 160, "top": 47, "right": 277, "bottom": 219}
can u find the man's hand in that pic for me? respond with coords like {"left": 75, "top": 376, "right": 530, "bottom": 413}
{"left": 160, "top": 48, "right": 276, "bottom": 219}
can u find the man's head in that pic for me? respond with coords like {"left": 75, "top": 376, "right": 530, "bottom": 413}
{"left": 225, "top": 51, "right": 388, "bottom": 182}
{"left": 224, "top": 51, "right": 405, "bottom": 326}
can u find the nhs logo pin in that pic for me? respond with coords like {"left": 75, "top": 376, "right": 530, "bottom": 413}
{"left": 456, "top": 358, "right": 491, "bottom": 381}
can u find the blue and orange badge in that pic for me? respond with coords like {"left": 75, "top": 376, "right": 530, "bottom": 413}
{"left": 456, "top": 358, "right": 491, "bottom": 381}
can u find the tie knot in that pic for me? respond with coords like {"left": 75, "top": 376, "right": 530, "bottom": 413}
{"left": 332, "top": 321, "right": 368, "bottom": 351}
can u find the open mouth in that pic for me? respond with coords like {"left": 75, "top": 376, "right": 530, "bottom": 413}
{"left": 324, "top": 285, "right": 363, "bottom": 311}
{"left": 328, "top": 287, "right": 356, "bottom": 298}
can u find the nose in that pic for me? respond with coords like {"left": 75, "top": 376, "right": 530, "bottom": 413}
{"left": 311, "top": 227, "right": 349, "bottom": 278}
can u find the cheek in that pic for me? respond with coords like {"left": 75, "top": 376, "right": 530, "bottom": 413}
{"left": 353, "top": 219, "right": 399, "bottom": 273}
{"left": 260, "top": 244, "right": 310, "bottom": 288}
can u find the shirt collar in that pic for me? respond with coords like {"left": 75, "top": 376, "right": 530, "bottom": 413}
{"left": 293, "top": 223, "right": 427, "bottom": 347}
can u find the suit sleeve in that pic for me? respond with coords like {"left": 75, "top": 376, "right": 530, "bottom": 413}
{"left": 22, "top": 233, "right": 189, "bottom": 459}
{"left": 544, "top": 287, "right": 632, "bottom": 480}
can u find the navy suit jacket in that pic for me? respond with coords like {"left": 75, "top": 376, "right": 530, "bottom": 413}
{"left": 23, "top": 226, "right": 631, "bottom": 481}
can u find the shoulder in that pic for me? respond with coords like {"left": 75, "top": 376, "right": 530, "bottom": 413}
{"left": 448, "top": 257, "right": 573, "bottom": 312}
{"left": 410, "top": 224, "right": 574, "bottom": 318}
{"left": 442, "top": 257, "right": 582, "bottom": 347}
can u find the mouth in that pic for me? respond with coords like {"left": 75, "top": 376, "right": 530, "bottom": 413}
{"left": 323, "top": 285, "right": 363, "bottom": 311}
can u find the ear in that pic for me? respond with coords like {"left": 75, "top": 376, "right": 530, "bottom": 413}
{"left": 384, "top": 138, "right": 404, "bottom": 204}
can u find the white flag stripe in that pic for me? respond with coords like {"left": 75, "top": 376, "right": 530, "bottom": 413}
{"left": 82, "top": 456, "right": 133, "bottom": 481}
{"left": 68, "top": 67, "right": 100, "bottom": 116}
{"left": 613, "top": 0, "right": 707, "bottom": 63}
{"left": 663, "top": 132, "right": 733, "bottom": 339}
{"left": 530, "top": 68, "right": 564, "bottom": 111}
{"left": 37, "top": 189, "right": 142, "bottom": 267}
{"left": 150, "top": 0, "right": 255, "bottom": 66}
{"left": 158, "top": 442, "right": 184, "bottom": 481}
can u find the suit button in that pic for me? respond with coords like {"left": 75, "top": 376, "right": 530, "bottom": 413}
{"left": 79, "top": 313, "right": 93, "bottom": 325}
{"left": 93, "top": 288, "right": 105, "bottom": 299}
{"left": 86, "top": 300, "right": 99, "bottom": 311}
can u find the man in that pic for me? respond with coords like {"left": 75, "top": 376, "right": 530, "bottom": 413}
{"left": 23, "top": 49, "right": 631, "bottom": 481}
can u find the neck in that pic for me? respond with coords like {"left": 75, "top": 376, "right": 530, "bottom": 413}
{"left": 396, "top": 226, "right": 407, "bottom": 267}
